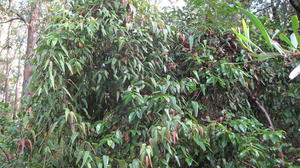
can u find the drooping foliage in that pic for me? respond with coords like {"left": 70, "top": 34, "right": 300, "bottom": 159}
{"left": 233, "top": 8, "right": 300, "bottom": 147}
{"left": 0, "top": 0, "right": 299, "bottom": 167}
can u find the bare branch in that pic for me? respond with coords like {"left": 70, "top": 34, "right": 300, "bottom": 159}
{"left": 0, "top": 17, "right": 20, "bottom": 24}
{"left": 0, "top": 8, "right": 27, "bottom": 25}
{"left": 246, "top": 89, "right": 285, "bottom": 162}
{"left": 253, "top": 98, "right": 275, "bottom": 131}
{"left": 254, "top": 5, "right": 272, "bottom": 14}
{"left": 15, "top": 12, "right": 27, "bottom": 24}
{"left": 244, "top": 88, "right": 275, "bottom": 131}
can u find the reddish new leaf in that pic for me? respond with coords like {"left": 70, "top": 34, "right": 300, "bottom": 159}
{"left": 27, "top": 139, "right": 33, "bottom": 154}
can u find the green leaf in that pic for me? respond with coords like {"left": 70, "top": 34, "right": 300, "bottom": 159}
{"left": 239, "top": 149, "right": 249, "bottom": 158}
{"left": 66, "top": 62, "right": 73, "bottom": 75}
{"left": 49, "top": 121, "right": 59, "bottom": 134}
{"left": 279, "top": 34, "right": 295, "bottom": 48}
{"left": 194, "top": 138, "right": 206, "bottom": 151}
{"left": 250, "top": 53, "right": 274, "bottom": 61}
{"left": 107, "top": 139, "right": 115, "bottom": 149}
{"left": 43, "top": 59, "right": 50, "bottom": 70}
{"left": 189, "top": 35, "right": 194, "bottom": 51}
{"left": 117, "top": 159, "right": 127, "bottom": 168}
{"left": 103, "top": 155, "right": 109, "bottom": 168}
{"left": 129, "top": 112, "right": 136, "bottom": 123}
{"left": 116, "top": 129, "right": 123, "bottom": 140}
{"left": 71, "top": 132, "right": 79, "bottom": 145}
{"left": 59, "top": 57, "right": 65, "bottom": 73}
{"left": 76, "top": 151, "right": 83, "bottom": 165}
{"left": 242, "top": 19, "right": 250, "bottom": 39}
{"left": 191, "top": 101, "right": 199, "bottom": 117}
{"left": 185, "top": 157, "right": 193, "bottom": 166}
{"left": 51, "top": 38, "right": 58, "bottom": 47}
{"left": 49, "top": 61, "right": 55, "bottom": 88}
{"left": 80, "top": 151, "right": 90, "bottom": 168}
{"left": 146, "top": 145, "right": 153, "bottom": 157}
{"left": 124, "top": 93, "right": 133, "bottom": 105}
{"left": 62, "top": 87, "right": 73, "bottom": 99}
{"left": 131, "top": 159, "right": 140, "bottom": 168}
{"left": 200, "top": 84, "right": 206, "bottom": 96}
{"left": 170, "top": 96, "right": 181, "bottom": 113}
{"left": 232, "top": 27, "right": 262, "bottom": 52}
{"left": 60, "top": 44, "right": 69, "bottom": 56}
{"left": 175, "top": 155, "right": 181, "bottom": 167}
{"left": 238, "top": 7, "right": 272, "bottom": 49}
{"left": 65, "top": 108, "right": 70, "bottom": 121}
{"left": 291, "top": 15, "right": 300, "bottom": 43}
{"left": 193, "top": 70, "right": 199, "bottom": 81}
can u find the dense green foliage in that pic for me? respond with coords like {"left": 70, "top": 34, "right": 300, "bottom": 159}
{"left": 0, "top": 0, "right": 299, "bottom": 167}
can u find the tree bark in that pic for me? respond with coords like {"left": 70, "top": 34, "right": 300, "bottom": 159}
{"left": 4, "top": 22, "right": 13, "bottom": 104}
{"left": 14, "top": 51, "right": 21, "bottom": 112}
{"left": 271, "top": 0, "right": 279, "bottom": 21}
{"left": 22, "top": 2, "right": 40, "bottom": 98}
{"left": 290, "top": 0, "right": 300, "bottom": 16}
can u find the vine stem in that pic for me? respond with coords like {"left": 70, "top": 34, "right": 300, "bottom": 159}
{"left": 247, "top": 90, "right": 285, "bottom": 162}
{"left": 242, "top": 161, "right": 256, "bottom": 168}
{"left": 253, "top": 99, "right": 275, "bottom": 131}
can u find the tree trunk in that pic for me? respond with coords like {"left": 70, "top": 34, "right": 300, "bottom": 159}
{"left": 271, "top": 0, "right": 278, "bottom": 21}
{"left": 14, "top": 51, "right": 21, "bottom": 112}
{"left": 4, "top": 22, "right": 13, "bottom": 104}
{"left": 22, "top": 2, "right": 40, "bottom": 98}
{"left": 290, "top": 0, "right": 300, "bottom": 16}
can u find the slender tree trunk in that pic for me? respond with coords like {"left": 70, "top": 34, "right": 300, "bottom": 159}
{"left": 4, "top": 22, "right": 13, "bottom": 103}
{"left": 271, "top": 0, "right": 281, "bottom": 22}
{"left": 6, "top": 49, "right": 18, "bottom": 104}
{"left": 282, "top": 1, "right": 288, "bottom": 25}
{"left": 271, "top": 0, "right": 278, "bottom": 20}
{"left": 22, "top": 2, "right": 40, "bottom": 98}
{"left": 14, "top": 51, "right": 21, "bottom": 112}
{"left": 290, "top": 0, "right": 300, "bottom": 16}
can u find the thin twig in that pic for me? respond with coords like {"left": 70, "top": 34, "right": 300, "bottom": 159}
{"left": 253, "top": 98, "right": 275, "bottom": 131}
{"left": 247, "top": 89, "right": 285, "bottom": 161}
{"left": 245, "top": 88, "right": 275, "bottom": 131}
{"left": 289, "top": 52, "right": 300, "bottom": 57}
{"left": 0, "top": 9, "right": 27, "bottom": 25}
{"left": 15, "top": 12, "right": 27, "bottom": 24}
{"left": 242, "top": 161, "right": 256, "bottom": 168}
{"left": 254, "top": 5, "right": 272, "bottom": 14}
{"left": 256, "top": 52, "right": 300, "bottom": 58}
{"left": 0, "top": 18, "right": 21, "bottom": 24}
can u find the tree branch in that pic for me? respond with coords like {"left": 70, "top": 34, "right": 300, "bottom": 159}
{"left": 247, "top": 89, "right": 285, "bottom": 161}
{"left": 253, "top": 98, "right": 275, "bottom": 131}
{"left": 0, "top": 9, "right": 27, "bottom": 25}
{"left": 15, "top": 12, "right": 27, "bottom": 24}
{"left": 245, "top": 89, "right": 275, "bottom": 131}
{"left": 241, "top": 161, "right": 256, "bottom": 168}
{"left": 289, "top": 52, "right": 300, "bottom": 57}
{"left": 0, "top": 17, "right": 20, "bottom": 24}
{"left": 254, "top": 5, "right": 272, "bottom": 14}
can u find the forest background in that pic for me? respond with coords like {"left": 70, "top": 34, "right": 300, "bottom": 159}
{"left": 0, "top": 0, "right": 299, "bottom": 167}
